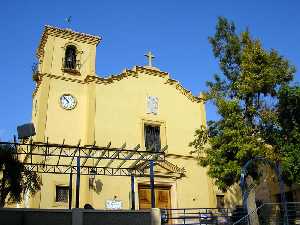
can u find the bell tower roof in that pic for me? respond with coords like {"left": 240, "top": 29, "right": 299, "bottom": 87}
{"left": 36, "top": 25, "right": 101, "bottom": 59}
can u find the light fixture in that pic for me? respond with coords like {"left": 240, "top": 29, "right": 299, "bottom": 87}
{"left": 90, "top": 167, "right": 97, "bottom": 180}
{"left": 89, "top": 168, "right": 97, "bottom": 190}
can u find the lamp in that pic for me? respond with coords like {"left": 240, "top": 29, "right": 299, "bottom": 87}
{"left": 90, "top": 167, "right": 96, "bottom": 179}
{"left": 89, "top": 168, "right": 97, "bottom": 189}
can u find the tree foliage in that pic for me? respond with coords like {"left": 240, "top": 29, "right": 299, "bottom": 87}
{"left": 190, "top": 17, "right": 298, "bottom": 191}
{"left": 0, "top": 144, "right": 41, "bottom": 207}
{"left": 276, "top": 86, "right": 300, "bottom": 184}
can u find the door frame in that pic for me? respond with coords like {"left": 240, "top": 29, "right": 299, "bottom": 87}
{"left": 135, "top": 177, "right": 177, "bottom": 209}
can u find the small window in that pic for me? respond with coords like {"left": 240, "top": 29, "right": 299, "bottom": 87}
{"left": 216, "top": 195, "right": 225, "bottom": 208}
{"left": 144, "top": 124, "right": 161, "bottom": 152}
{"left": 56, "top": 186, "right": 69, "bottom": 203}
{"left": 64, "top": 45, "right": 77, "bottom": 70}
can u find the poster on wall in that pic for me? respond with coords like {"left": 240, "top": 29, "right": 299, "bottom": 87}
{"left": 105, "top": 200, "right": 123, "bottom": 210}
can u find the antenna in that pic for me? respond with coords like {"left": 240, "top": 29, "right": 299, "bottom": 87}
{"left": 65, "top": 16, "right": 72, "bottom": 29}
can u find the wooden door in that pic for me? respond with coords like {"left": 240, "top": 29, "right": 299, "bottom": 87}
{"left": 138, "top": 185, "right": 171, "bottom": 209}
{"left": 156, "top": 188, "right": 171, "bottom": 209}
{"left": 138, "top": 187, "right": 152, "bottom": 209}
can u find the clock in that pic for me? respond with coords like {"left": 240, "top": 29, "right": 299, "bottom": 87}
{"left": 60, "top": 94, "right": 77, "bottom": 110}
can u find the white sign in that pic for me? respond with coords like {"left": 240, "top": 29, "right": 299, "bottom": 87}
{"left": 106, "top": 200, "right": 122, "bottom": 210}
{"left": 147, "top": 96, "right": 158, "bottom": 115}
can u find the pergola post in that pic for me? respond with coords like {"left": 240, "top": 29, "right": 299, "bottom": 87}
{"left": 75, "top": 157, "right": 80, "bottom": 208}
{"left": 131, "top": 174, "right": 135, "bottom": 210}
{"left": 150, "top": 160, "right": 155, "bottom": 208}
{"left": 69, "top": 170, "right": 73, "bottom": 209}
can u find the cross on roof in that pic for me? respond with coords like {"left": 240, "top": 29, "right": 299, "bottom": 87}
{"left": 144, "top": 51, "right": 155, "bottom": 67}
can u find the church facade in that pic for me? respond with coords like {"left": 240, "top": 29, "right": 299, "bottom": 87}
{"left": 28, "top": 25, "right": 225, "bottom": 209}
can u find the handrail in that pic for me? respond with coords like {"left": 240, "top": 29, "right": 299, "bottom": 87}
{"left": 233, "top": 202, "right": 300, "bottom": 225}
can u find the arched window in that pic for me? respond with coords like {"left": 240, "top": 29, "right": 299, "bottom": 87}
{"left": 64, "top": 45, "right": 77, "bottom": 70}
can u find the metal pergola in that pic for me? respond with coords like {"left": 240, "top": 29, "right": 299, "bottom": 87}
{"left": 0, "top": 140, "right": 166, "bottom": 209}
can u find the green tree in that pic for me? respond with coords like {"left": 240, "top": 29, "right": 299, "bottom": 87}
{"left": 273, "top": 85, "right": 300, "bottom": 184}
{"left": 0, "top": 144, "right": 41, "bottom": 207}
{"left": 190, "top": 17, "right": 297, "bottom": 224}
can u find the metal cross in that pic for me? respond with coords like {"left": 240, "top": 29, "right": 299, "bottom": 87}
{"left": 144, "top": 51, "right": 155, "bottom": 67}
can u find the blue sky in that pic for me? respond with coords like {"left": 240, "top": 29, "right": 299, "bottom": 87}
{"left": 0, "top": 0, "right": 299, "bottom": 141}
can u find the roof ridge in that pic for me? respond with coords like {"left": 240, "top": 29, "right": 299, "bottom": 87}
{"left": 87, "top": 66, "right": 201, "bottom": 103}
{"left": 44, "top": 25, "right": 101, "bottom": 41}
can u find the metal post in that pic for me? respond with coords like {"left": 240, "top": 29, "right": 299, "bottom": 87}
{"left": 69, "top": 171, "right": 73, "bottom": 209}
{"left": 131, "top": 174, "right": 135, "bottom": 210}
{"left": 75, "top": 157, "right": 80, "bottom": 208}
{"left": 150, "top": 160, "right": 155, "bottom": 208}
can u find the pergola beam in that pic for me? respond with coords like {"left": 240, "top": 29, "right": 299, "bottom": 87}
{"left": 116, "top": 144, "right": 140, "bottom": 170}
{"left": 93, "top": 141, "right": 111, "bottom": 167}
{"left": 104, "top": 143, "right": 126, "bottom": 168}
{"left": 81, "top": 141, "right": 96, "bottom": 167}
{"left": 25, "top": 163, "right": 146, "bottom": 176}
{"left": 0, "top": 141, "right": 164, "bottom": 176}
{"left": 56, "top": 139, "right": 65, "bottom": 166}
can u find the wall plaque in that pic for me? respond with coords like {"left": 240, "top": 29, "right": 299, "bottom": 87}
{"left": 147, "top": 96, "right": 158, "bottom": 115}
{"left": 105, "top": 200, "right": 122, "bottom": 209}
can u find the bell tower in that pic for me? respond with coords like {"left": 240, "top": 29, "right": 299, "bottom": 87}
{"left": 32, "top": 26, "right": 101, "bottom": 144}
{"left": 36, "top": 26, "right": 101, "bottom": 79}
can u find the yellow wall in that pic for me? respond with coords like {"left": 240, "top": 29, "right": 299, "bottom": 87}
{"left": 27, "top": 26, "right": 221, "bottom": 209}
{"left": 93, "top": 73, "right": 203, "bottom": 152}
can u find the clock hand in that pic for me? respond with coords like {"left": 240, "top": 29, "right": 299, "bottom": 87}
{"left": 63, "top": 96, "right": 69, "bottom": 103}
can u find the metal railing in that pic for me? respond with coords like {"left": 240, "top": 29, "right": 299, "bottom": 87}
{"left": 161, "top": 203, "right": 300, "bottom": 225}
{"left": 233, "top": 202, "right": 300, "bottom": 225}
{"left": 160, "top": 208, "right": 245, "bottom": 225}
{"left": 62, "top": 58, "right": 81, "bottom": 72}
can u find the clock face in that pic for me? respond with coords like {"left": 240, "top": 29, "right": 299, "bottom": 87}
{"left": 60, "top": 94, "right": 77, "bottom": 110}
